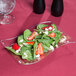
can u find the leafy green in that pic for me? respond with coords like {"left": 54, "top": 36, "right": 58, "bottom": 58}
{"left": 35, "top": 34, "right": 42, "bottom": 39}
{"left": 38, "top": 39, "right": 50, "bottom": 47}
{"left": 20, "top": 46, "right": 33, "bottom": 60}
{"left": 41, "top": 43, "right": 48, "bottom": 52}
{"left": 23, "top": 44, "right": 33, "bottom": 49}
{"left": 55, "top": 31, "right": 61, "bottom": 42}
{"left": 49, "top": 38, "right": 54, "bottom": 44}
{"left": 20, "top": 46, "right": 28, "bottom": 54}
{"left": 6, "top": 47, "right": 21, "bottom": 55}
{"left": 41, "top": 43, "right": 51, "bottom": 52}
{"left": 53, "top": 31, "right": 61, "bottom": 47}
{"left": 22, "top": 51, "right": 33, "bottom": 61}
{"left": 42, "top": 34, "right": 51, "bottom": 40}
{"left": 48, "top": 31, "right": 53, "bottom": 34}
{"left": 24, "top": 29, "right": 32, "bottom": 40}
{"left": 5, "top": 23, "right": 63, "bottom": 61}
{"left": 33, "top": 41, "right": 38, "bottom": 59}
{"left": 52, "top": 24, "right": 57, "bottom": 31}
{"left": 37, "top": 24, "right": 48, "bottom": 29}
{"left": 17, "top": 35, "right": 26, "bottom": 46}
{"left": 34, "top": 29, "right": 44, "bottom": 34}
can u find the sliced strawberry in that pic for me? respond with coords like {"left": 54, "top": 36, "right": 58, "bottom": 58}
{"left": 42, "top": 26, "right": 53, "bottom": 31}
{"left": 27, "top": 31, "right": 39, "bottom": 41}
{"left": 48, "top": 32, "right": 56, "bottom": 37}
{"left": 36, "top": 43, "right": 44, "bottom": 55}
{"left": 42, "top": 27, "right": 48, "bottom": 30}
{"left": 12, "top": 43, "right": 20, "bottom": 50}
{"left": 26, "top": 41, "right": 34, "bottom": 45}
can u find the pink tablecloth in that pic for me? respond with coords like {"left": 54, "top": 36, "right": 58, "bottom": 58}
{"left": 0, "top": 0, "right": 76, "bottom": 76}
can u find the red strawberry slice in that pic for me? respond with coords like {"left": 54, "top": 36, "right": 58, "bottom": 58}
{"left": 48, "top": 32, "right": 56, "bottom": 37}
{"left": 42, "top": 26, "right": 53, "bottom": 31}
{"left": 27, "top": 31, "right": 39, "bottom": 41}
{"left": 36, "top": 43, "right": 44, "bottom": 55}
{"left": 26, "top": 41, "right": 34, "bottom": 45}
{"left": 12, "top": 43, "right": 20, "bottom": 50}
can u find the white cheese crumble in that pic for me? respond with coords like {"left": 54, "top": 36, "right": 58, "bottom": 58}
{"left": 45, "top": 28, "right": 48, "bottom": 31}
{"left": 35, "top": 32, "right": 38, "bottom": 35}
{"left": 20, "top": 44, "right": 23, "bottom": 47}
{"left": 52, "top": 41, "right": 55, "bottom": 45}
{"left": 55, "top": 44, "right": 59, "bottom": 48}
{"left": 60, "top": 36, "right": 67, "bottom": 43}
{"left": 27, "top": 38, "right": 28, "bottom": 39}
{"left": 18, "top": 60, "right": 21, "bottom": 64}
{"left": 67, "top": 41, "right": 69, "bottom": 43}
{"left": 37, "top": 57, "right": 41, "bottom": 61}
{"left": 23, "top": 43, "right": 27, "bottom": 45}
{"left": 36, "top": 54, "right": 40, "bottom": 58}
{"left": 19, "top": 39, "right": 23, "bottom": 42}
{"left": 53, "top": 29, "right": 55, "bottom": 31}
{"left": 50, "top": 45, "right": 54, "bottom": 52}
{"left": 16, "top": 48, "right": 20, "bottom": 53}
{"left": 49, "top": 27, "right": 52, "bottom": 30}
{"left": 33, "top": 39, "right": 35, "bottom": 41}
{"left": 24, "top": 52, "right": 28, "bottom": 57}
{"left": 43, "top": 31, "right": 48, "bottom": 35}
{"left": 39, "top": 31, "right": 42, "bottom": 34}
{"left": 10, "top": 47, "right": 12, "bottom": 48}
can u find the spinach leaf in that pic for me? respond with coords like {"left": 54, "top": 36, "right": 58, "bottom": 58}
{"left": 34, "top": 29, "right": 44, "bottom": 34}
{"left": 35, "top": 34, "right": 42, "bottom": 39}
{"left": 37, "top": 24, "right": 48, "bottom": 29}
{"left": 41, "top": 43, "right": 48, "bottom": 52}
{"left": 52, "top": 24, "right": 57, "bottom": 31}
{"left": 49, "top": 38, "right": 54, "bottom": 44}
{"left": 6, "top": 47, "right": 21, "bottom": 55}
{"left": 53, "top": 31, "right": 61, "bottom": 47}
{"left": 23, "top": 44, "right": 33, "bottom": 49}
{"left": 33, "top": 41, "right": 38, "bottom": 59}
{"left": 38, "top": 39, "right": 50, "bottom": 47}
{"left": 17, "top": 35, "right": 26, "bottom": 46}
{"left": 24, "top": 29, "right": 32, "bottom": 40}
{"left": 48, "top": 31, "right": 53, "bottom": 34}
{"left": 20, "top": 46, "right": 33, "bottom": 60}
{"left": 41, "top": 43, "right": 51, "bottom": 52}
{"left": 42, "top": 34, "right": 51, "bottom": 40}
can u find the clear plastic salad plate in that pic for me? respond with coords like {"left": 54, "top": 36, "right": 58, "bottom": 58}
{"left": 0, "top": 21, "right": 76, "bottom": 65}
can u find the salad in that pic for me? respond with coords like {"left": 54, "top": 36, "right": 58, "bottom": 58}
{"left": 6, "top": 24, "right": 68, "bottom": 61}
